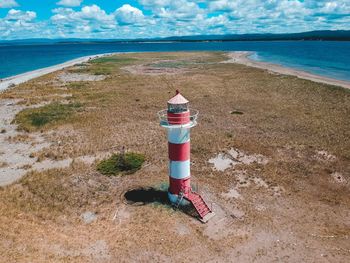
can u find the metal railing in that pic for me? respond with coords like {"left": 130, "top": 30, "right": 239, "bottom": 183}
{"left": 157, "top": 109, "right": 199, "bottom": 126}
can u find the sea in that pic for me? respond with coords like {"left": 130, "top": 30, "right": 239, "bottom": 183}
{"left": 0, "top": 41, "right": 349, "bottom": 81}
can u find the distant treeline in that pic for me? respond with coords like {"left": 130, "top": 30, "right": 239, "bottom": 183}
{"left": 1, "top": 30, "right": 350, "bottom": 45}
{"left": 160, "top": 30, "right": 350, "bottom": 42}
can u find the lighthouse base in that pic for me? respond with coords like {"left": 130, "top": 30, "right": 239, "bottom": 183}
{"left": 168, "top": 192, "right": 190, "bottom": 206}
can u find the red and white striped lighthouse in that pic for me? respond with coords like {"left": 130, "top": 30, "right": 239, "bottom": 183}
{"left": 158, "top": 90, "right": 215, "bottom": 223}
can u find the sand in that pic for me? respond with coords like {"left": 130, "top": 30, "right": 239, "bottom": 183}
{"left": 0, "top": 53, "right": 118, "bottom": 92}
{"left": 0, "top": 51, "right": 349, "bottom": 262}
{"left": 2, "top": 51, "right": 349, "bottom": 93}
{"left": 0, "top": 100, "right": 109, "bottom": 187}
{"left": 224, "top": 51, "right": 350, "bottom": 90}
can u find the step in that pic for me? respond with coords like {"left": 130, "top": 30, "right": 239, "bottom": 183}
{"left": 187, "top": 191, "right": 215, "bottom": 223}
{"left": 199, "top": 212, "right": 216, "bottom": 223}
{"left": 192, "top": 201, "right": 203, "bottom": 206}
{"left": 196, "top": 206, "right": 209, "bottom": 212}
{"left": 194, "top": 201, "right": 208, "bottom": 207}
{"left": 192, "top": 199, "right": 205, "bottom": 205}
{"left": 196, "top": 207, "right": 208, "bottom": 213}
{"left": 188, "top": 196, "right": 200, "bottom": 202}
{"left": 198, "top": 208, "right": 210, "bottom": 215}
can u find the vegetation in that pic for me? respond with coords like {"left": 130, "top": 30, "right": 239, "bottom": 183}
{"left": 14, "top": 102, "right": 82, "bottom": 131}
{"left": 91, "top": 56, "right": 136, "bottom": 64}
{"left": 231, "top": 110, "right": 244, "bottom": 115}
{"left": 67, "top": 57, "right": 137, "bottom": 76}
{"left": 151, "top": 60, "right": 189, "bottom": 68}
{"left": 68, "top": 82, "right": 87, "bottom": 89}
{"left": 97, "top": 152, "right": 145, "bottom": 176}
{"left": 0, "top": 52, "right": 349, "bottom": 262}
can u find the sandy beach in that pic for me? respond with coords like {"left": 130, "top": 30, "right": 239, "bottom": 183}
{"left": 1, "top": 51, "right": 350, "bottom": 93}
{"left": 225, "top": 51, "right": 350, "bottom": 90}
{"left": 0, "top": 52, "right": 119, "bottom": 92}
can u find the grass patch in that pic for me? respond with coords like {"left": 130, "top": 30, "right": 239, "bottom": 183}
{"left": 97, "top": 152, "right": 145, "bottom": 176}
{"left": 91, "top": 56, "right": 136, "bottom": 64}
{"left": 91, "top": 66, "right": 112, "bottom": 75}
{"left": 68, "top": 65, "right": 112, "bottom": 75}
{"left": 68, "top": 82, "right": 87, "bottom": 89}
{"left": 68, "top": 56, "right": 137, "bottom": 76}
{"left": 14, "top": 102, "right": 82, "bottom": 131}
{"left": 151, "top": 61, "right": 189, "bottom": 68}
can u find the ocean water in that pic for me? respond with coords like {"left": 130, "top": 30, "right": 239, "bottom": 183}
{"left": 0, "top": 41, "right": 349, "bottom": 81}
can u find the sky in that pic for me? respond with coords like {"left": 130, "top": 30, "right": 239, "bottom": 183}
{"left": 0, "top": 0, "right": 349, "bottom": 40}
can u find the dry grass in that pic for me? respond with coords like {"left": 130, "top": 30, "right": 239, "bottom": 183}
{"left": 0, "top": 52, "right": 349, "bottom": 262}
{"left": 13, "top": 102, "right": 83, "bottom": 132}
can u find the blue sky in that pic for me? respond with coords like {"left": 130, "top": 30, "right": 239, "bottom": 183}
{"left": 0, "top": 0, "right": 349, "bottom": 40}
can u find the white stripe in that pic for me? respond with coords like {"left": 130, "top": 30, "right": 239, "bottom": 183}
{"left": 167, "top": 127, "right": 190, "bottom": 144}
{"left": 169, "top": 160, "right": 190, "bottom": 179}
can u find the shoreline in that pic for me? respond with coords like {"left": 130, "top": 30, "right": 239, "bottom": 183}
{"left": 225, "top": 51, "right": 350, "bottom": 90}
{"left": 1, "top": 51, "right": 350, "bottom": 92}
{"left": 0, "top": 52, "right": 119, "bottom": 92}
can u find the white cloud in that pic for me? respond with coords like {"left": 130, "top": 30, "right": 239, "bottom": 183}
{"left": 1, "top": 0, "right": 350, "bottom": 40}
{"left": 57, "top": 0, "right": 83, "bottom": 7}
{"left": 0, "top": 9, "right": 40, "bottom": 39}
{"left": 140, "top": 0, "right": 204, "bottom": 23}
{"left": 209, "top": 0, "right": 237, "bottom": 12}
{"left": 318, "top": 1, "right": 350, "bottom": 15}
{"left": 115, "top": 4, "right": 145, "bottom": 25}
{"left": 52, "top": 5, "right": 115, "bottom": 24}
{"left": 51, "top": 5, "right": 116, "bottom": 37}
{"left": 5, "top": 9, "right": 36, "bottom": 21}
{"left": 0, "top": 0, "right": 18, "bottom": 8}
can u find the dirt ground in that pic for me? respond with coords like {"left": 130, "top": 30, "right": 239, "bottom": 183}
{"left": 0, "top": 52, "right": 349, "bottom": 262}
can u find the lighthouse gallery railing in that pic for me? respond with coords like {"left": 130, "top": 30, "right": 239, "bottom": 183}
{"left": 157, "top": 109, "right": 199, "bottom": 127}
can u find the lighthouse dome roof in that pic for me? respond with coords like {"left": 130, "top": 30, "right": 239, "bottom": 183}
{"left": 167, "top": 90, "right": 189, "bottom": 105}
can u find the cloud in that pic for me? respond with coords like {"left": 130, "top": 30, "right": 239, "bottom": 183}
{"left": 140, "top": 0, "right": 205, "bottom": 23}
{"left": 0, "top": 9, "right": 40, "bottom": 39}
{"left": 0, "top": 0, "right": 18, "bottom": 8}
{"left": 51, "top": 5, "right": 115, "bottom": 24}
{"left": 1, "top": 0, "right": 350, "bottom": 40}
{"left": 51, "top": 5, "right": 116, "bottom": 37}
{"left": 5, "top": 9, "right": 36, "bottom": 21}
{"left": 209, "top": 0, "right": 236, "bottom": 12}
{"left": 115, "top": 4, "right": 145, "bottom": 25}
{"left": 57, "top": 0, "right": 83, "bottom": 7}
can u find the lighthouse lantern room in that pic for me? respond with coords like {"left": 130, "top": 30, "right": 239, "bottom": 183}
{"left": 158, "top": 90, "right": 215, "bottom": 223}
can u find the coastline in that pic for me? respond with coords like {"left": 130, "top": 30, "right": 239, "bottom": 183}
{"left": 225, "top": 51, "right": 350, "bottom": 90}
{"left": 1, "top": 51, "right": 350, "bottom": 92}
{"left": 0, "top": 52, "right": 349, "bottom": 261}
{"left": 0, "top": 52, "right": 119, "bottom": 92}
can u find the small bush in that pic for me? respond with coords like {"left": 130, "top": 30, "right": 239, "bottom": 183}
{"left": 97, "top": 152, "right": 145, "bottom": 176}
{"left": 231, "top": 110, "right": 244, "bottom": 115}
{"left": 14, "top": 102, "right": 82, "bottom": 131}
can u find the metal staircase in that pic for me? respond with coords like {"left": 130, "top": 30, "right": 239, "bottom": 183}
{"left": 174, "top": 187, "right": 215, "bottom": 223}
{"left": 185, "top": 191, "right": 215, "bottom": 223}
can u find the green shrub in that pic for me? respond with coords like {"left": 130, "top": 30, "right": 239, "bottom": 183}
{"left": 97, "top": 152, "right": 145, "bottom": 176}
{"left": 14, "top": 102, "right": 82, "bottom": 131}
{"left": 231, "top": 110, "right": 244, "bottom": 115}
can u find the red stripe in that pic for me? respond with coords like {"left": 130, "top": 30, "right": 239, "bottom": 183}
{"left": 169, "top": 177, "right": 191, "bottom": 195}
{"left": 167, "top": 111, "right": 190, "bottom": 125}
{"left": 168, "top": 142, "right": 190, "bottom": 161}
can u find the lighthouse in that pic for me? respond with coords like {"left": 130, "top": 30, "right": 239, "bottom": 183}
{"left": 158, "top": 90, "right": 215, "bottom": 223}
